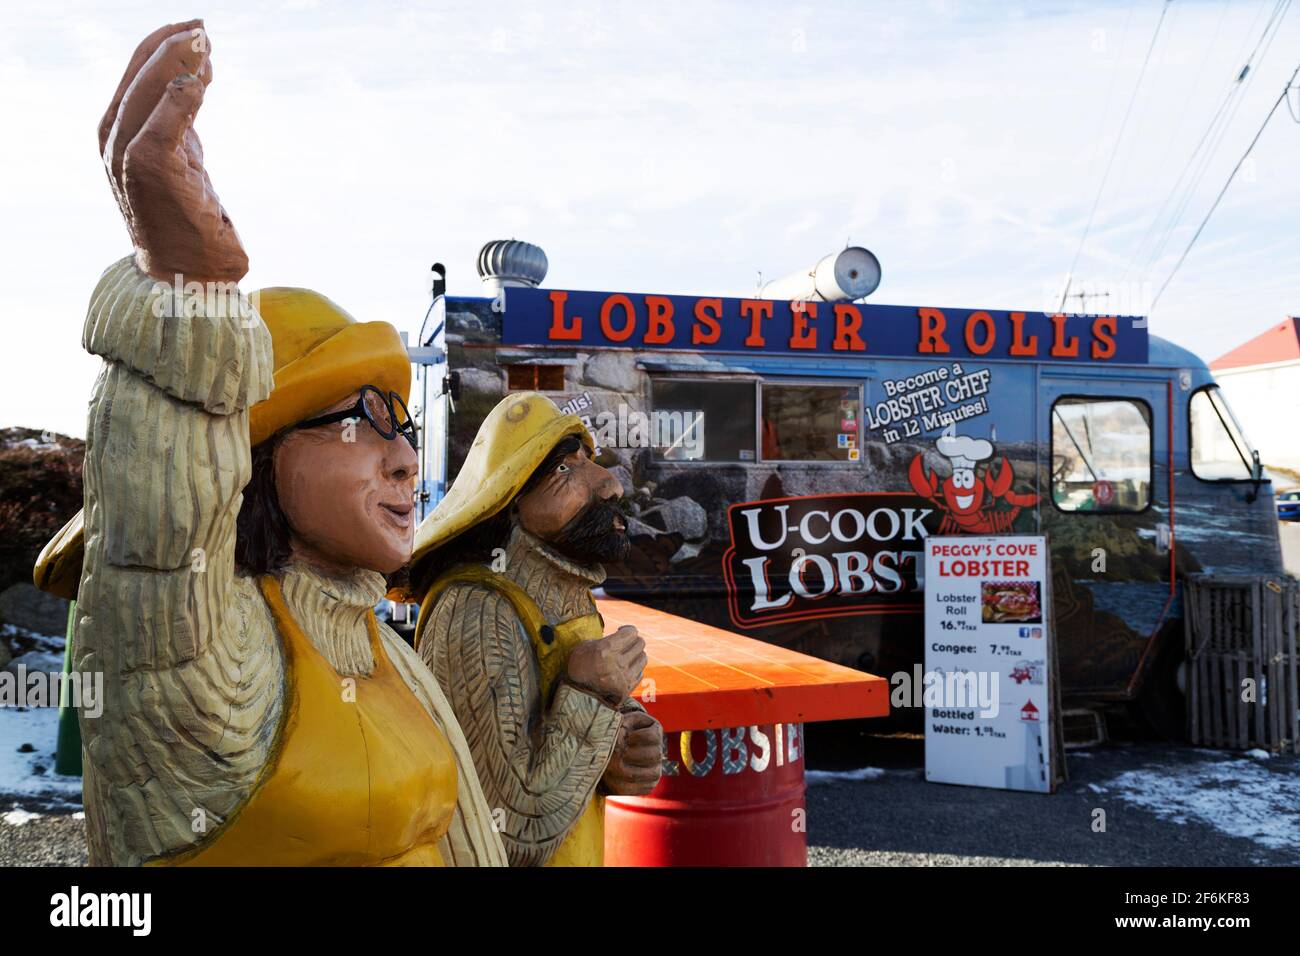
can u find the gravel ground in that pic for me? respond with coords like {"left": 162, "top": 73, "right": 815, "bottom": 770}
{"left": 0, "top": 802, "right": 86, "bottom": 866}
{"left": 3, "top": 727, "right": 1298, "bottom": 867}
{"left": 805, "top": 728, "right": 1300, "bottom": 867}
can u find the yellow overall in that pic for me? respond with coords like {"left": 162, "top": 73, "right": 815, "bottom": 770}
{"left": 153, "top": 575, "right": 458, "bottom": 867}
{"left": 420, "top": 566, "right": 608, "bottom": 867}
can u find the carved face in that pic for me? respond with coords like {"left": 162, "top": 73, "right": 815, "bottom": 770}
{"left": 273, "top": 390, "right": 419, "bottom": 575}
{"left": 515, "top": 442, "right": 629, "bottom": 564}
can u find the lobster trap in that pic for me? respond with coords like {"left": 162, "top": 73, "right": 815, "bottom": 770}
{"left": 1184, "top": 574, "right": 1300, "bottom": 754}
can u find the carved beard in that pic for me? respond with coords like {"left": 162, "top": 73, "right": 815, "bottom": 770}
{"left": 548, "top": 498, "right": 630, "bottom": 565}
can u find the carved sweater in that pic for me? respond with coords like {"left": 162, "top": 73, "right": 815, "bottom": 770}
{"left": 74, "top": 256, "right": 506, "bottom": 867}
{"left": 420, "top": 526, "right": 625, "bottom": 867}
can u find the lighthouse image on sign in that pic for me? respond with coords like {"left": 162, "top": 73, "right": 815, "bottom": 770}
{"left": 1004, "top": 698, "right": 1048, "bottom": 791}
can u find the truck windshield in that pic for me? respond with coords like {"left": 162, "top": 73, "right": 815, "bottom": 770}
{"left": 1190, "top": 385, "right": 1256, "bottom": 481}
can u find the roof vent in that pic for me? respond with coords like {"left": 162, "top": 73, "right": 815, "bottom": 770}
{"left": 476, "top": 239, "right": 548, "bottom": 295}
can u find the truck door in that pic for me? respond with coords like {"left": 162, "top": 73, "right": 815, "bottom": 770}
{"left": 1036, "top": 373, "right": 1173, "bottom": 700}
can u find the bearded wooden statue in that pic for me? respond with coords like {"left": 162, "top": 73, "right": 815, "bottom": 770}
{"left": 406, "top": 393, "right": 666, "bottom": 866}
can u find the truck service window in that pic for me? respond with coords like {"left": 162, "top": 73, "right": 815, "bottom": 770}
{"left": 761, "top": 384, "right": 862, "bottom": 462}
{"left": 649, "top": 379, "right": 757, "bottom": 462}
{"left": 1189, "top": 385, "right": 1255, "bottom": 481}
{"left": 507, "top": 364, "right": 566, "bottom": 392}
{"left": 1051, "top": 398, "right": 1151, "bottom": 512}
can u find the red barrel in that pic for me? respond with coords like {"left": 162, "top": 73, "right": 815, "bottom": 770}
{"left": 604, "top": 722, "right": 806, "bottom": 867}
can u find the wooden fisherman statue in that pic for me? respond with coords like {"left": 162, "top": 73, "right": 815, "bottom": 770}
{"left": 406, "top": 392, "right": 665, "bottom": 866}
{"left": 32, "top": 21, "right": 505, "bottom": 867}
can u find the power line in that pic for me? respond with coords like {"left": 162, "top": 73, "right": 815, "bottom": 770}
{"left": 1060, "top": 0, "right": 1174, "bottom": 311}
{"left": 1138, "top": 0, "right": 1289, "bottom": 279}
{"left": 1144, "top": 2, "right": 1289, "bottom": 280}
{"left": 1148, "top": 58, "right": 1300, "bottom": 314}
{"left": 1118, "top": 0, "right": 1244, "bottom": 283}
{"left": 1126, "top": 0, "right": 1289, "bottom": 282}
{"left": 1103, "top": 0, "right": 1184, "bottom": 225}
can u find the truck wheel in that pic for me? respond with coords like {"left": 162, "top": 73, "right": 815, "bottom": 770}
{"left": 1136, "top": 630, "right": 1187, "bottom": 742}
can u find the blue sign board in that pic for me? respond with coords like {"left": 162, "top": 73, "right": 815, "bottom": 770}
{"left": 498, "top": 287, "right": 1148, "bottom": 364}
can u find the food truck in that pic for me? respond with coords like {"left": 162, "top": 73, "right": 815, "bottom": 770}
{"left": 413, "top": 242, "right": 1284, "bottom": 739}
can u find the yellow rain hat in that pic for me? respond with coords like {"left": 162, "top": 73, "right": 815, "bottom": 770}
{"left": 33, "top": 289, "right": 411, "bottom": 599}
{"left": 32, "top": 509, "right": 84, "bottom": 601}
{"left": 404, "top": 391, "right": 591, "bottom": 602}
{"left": 247, "top": 288, "right": 411, "bottom": 447}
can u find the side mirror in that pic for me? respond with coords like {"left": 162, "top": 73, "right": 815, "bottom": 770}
{"left": 1247, "top": 449, "right": 1264, "bottom": 503}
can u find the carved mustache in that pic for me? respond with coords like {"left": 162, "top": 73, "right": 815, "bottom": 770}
{"left": 550, "top": 498, "right": 631, "bottom": 564}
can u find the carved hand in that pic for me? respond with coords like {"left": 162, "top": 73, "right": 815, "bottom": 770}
{"left": 99, "top": 20, "right": 248, "bottom": 283}
{"left": 601, "top": 709, "right": 663, "bottom": 796}
{"left": 564, "top": 625, "right": 646, "bottom": 706}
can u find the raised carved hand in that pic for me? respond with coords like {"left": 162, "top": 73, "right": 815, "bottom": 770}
{"left": 99, "top": 20, "right": 248, "bottom": 283}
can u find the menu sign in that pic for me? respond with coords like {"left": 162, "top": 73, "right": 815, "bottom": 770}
{"left": 922, "top": 534, "right": 1063, "bottom": 793}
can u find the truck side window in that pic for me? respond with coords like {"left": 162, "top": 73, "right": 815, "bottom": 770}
{"left": 649, "top": 378, "right": 757, "bottom": 462}
{"left": 760, "top": 384, "right": 861, "bottom": 462}
{"left": 1050, "top": 398, "right": 1151, "bottom": 512}
{"left": 1189, "top": 386, "right": 1254, "bottom": 481}
{"left": 507, "top": 364, "right": 565, "bottom": 392}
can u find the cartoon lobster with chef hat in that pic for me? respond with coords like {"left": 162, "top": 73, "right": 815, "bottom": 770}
{"left": 908, "top": 429, "right": 1039, "bottom": 534}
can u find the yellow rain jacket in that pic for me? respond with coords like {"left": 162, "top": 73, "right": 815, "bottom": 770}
{"left": 417, "top": 552, "right": 615, "bottom": 867}
{"left": 407, "top": 393, "right": 637, "bottom": 867}
{"left": 47, "top": 257, "right": 506, "bottom": 866}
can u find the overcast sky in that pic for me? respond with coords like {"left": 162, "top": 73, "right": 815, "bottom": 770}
{"left": 2, "top": 0, "right": 1298, "bottom": 437}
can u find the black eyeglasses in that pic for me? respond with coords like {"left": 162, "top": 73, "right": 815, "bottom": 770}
{"left": 294, "top": 384, "right": 418, "bottom": 452}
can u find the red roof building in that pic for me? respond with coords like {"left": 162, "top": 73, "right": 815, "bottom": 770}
{"left": 1208, "top": 317, "right": 1300, "bottom": 477}
{"left": 1210, "top": 317, "right": 1300, "bottom": 371}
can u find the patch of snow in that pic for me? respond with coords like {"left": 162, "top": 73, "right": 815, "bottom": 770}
{"left": 1246, "top": 749, "right": 1272, "bottom": 760}
{"left": 0, "top": 702, "right": 82, "bottom": 808}
{"left": 806, "top": 766, "right": 886, "bottom": 786}
{"left": 1, "top": 624, "right": 65, "bottom": 654}
{"left": 2, "top": 808, "right": 41, "bottom": 826}
{"left": 2, "top": 622, "right": 62, "bottom": 641}
{"left": 5, "top": 650, "right": 64, "bottom": 675}
{"left": 1096, "top": 757, "right": 1300, "bottom": 852}
{"left": 9, "top": 437, "right": 62, "bottom": 452}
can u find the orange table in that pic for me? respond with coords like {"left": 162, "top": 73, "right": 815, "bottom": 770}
{"left": 595, "top": 596, "right": 889, "bottom": 731}
{"left": 594, "top": 597, "right": 888, "bottom": 866}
